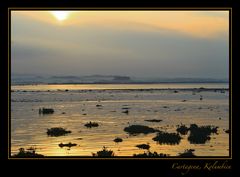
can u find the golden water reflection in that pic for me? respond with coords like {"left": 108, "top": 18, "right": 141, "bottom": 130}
{"left": 11, "top": 84, "right": 229, "bottom": 157}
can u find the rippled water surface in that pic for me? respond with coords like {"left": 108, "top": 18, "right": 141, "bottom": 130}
{"left": 11, "top": 83, "right": 229, "bottom": 157}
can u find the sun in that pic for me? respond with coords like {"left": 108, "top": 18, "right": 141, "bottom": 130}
{"left": 50, "top": 11, "right": 71, "bottom": 21}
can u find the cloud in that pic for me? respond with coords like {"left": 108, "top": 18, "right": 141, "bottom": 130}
{"left": 11, "top": 11, "right": 229, "bottom": 78}
{"left": 12, "top": 11, "right": 229, "bottom": 39}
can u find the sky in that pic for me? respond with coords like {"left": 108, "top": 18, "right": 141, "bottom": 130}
{"left": 11, "top": 11, "right": 229, "bottom": 79}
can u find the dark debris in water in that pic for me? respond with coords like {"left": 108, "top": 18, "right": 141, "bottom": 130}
{"left": 188, "top": 124, "right": 218, "bottom": 144}
{"left": 133, "top": 151, "right": 169, "bottom": 157}
{"left": 225, "top": 129, "right": 230, "bottom": 134}
{"left": 174, "top": 123, "right": 219, "bottom": 144}
{"left": 114, "top": 137, "right": 123, "bottom": 143}
{"left": 144, "top": 119, "right": 162, "bottom": 123}
{"left": 124, "top": 125, "right": 158, "bottom": 135}
{"left": 59, "top": 142, "right": 77, "bottom": 148}
{"left": 122, "top": 110, "right": 129, "bottom": 114}
{"left": 176, "top": 124, "right": 189, "bottom": 135}
{"left": 152, "top": 131, "right": 182, "bottom": 145}
{"left": 12, "top": 147, "right": 44, "bottom": 158}
{"left": 136, "top": 144, "right": 150, "bottom": 150}
{"left": 85, "top": 121, "right": 99, "bottom": 128}
{"left": 39, "top": 108, "right": 54, "bottom": 114}
{"left": 92, "top": 146, "right": 114, "bottom": 157}
{"left": 47, "top": 127, "right": 71, "bottom": 137}
{"left": 178, "top": 149, "right": 196, "bottom": 157}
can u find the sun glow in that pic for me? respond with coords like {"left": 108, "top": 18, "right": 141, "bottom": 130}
{"left": 50, "top": 11, "right": 71, "bottom": 21}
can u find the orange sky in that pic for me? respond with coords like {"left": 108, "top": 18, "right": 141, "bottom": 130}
{"left": 12, "top": 11, "right": 229, "bottom": 38}
{"left": 11, "top": 10, "right": 229, "bottom": 78}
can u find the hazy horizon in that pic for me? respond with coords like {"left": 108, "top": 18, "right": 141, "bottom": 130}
{"left": 11, "top": 11, "right": 229, "bottom": 79}
{"left": 11, "top": 73, "right": 228, "bottom": 80}
{"left": 11, "top": 73, "right": 228, "bottom": 85}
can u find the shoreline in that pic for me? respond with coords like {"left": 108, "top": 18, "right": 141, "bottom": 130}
{"left": 11, "top": 82, "right": 229, "bottom": 86}
{"left": 11, "top": 88, "right": 229, "bottom": 92}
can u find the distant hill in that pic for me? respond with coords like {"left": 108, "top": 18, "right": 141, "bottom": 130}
{"left": 11, "top": 74, "right": 228, "bottom": 85}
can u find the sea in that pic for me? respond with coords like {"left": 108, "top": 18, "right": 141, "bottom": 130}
{"left": 11, "top": 83, "right": 229, "bottom": 157}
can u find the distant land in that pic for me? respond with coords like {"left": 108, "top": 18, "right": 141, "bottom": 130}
{"left": 11, "top": 74, "right": 228, "bottom": 85}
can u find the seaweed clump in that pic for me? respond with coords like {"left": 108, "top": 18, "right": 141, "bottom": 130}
{"left": 124, "top": 125, "right": 157, "bottom": 135}
{"left": 113, "top": 137, "right": 123, "bottom": 143}
{"left": 144, "top": 119, "right": 162, "bottom": 123}
{"left": 133, "top": 151, "right": 169, "bottom": 157}
{"left": 152, "top": 131, "right": 182, "bottom": 145}
{"left": 136, "top": 144, "right": 150, "bottom": 150}
{"left": 47, "top": 127, "right": 71, "bottom": 137}
{"left": 178, "top": 149, "right": 196, "bottom": 157}
{"left": 122, "top": 110, "right": 129, "bottom": 114}
{"left": 188, "top": 124, "right": 218, "bottom": 144}
{"left": 225, "top": 129, "right": 230, "bottom": 134}
{"left": 176, "top": 124, "right": 189, "bottom": 135}
{"left": 12, "top": 147, "right": 44, "bottom": 158}
{"left": 84, "top": 121, "right": 99, "bottom": 128}
{"left": 39, "top": 108, "right": 54, "bottom": 114}
{"left": 59, "top": 142, "right": 77, "bottom": 148}
{"left": 92, "top": 146, "right": 114, "bottom": 157}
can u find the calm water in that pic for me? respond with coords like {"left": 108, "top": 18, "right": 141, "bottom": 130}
{"left": 12, "top": 83, "right": 228, "bottom": 91}
{"left": 11, "top": 83, "right": 229, "bottom": 157}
